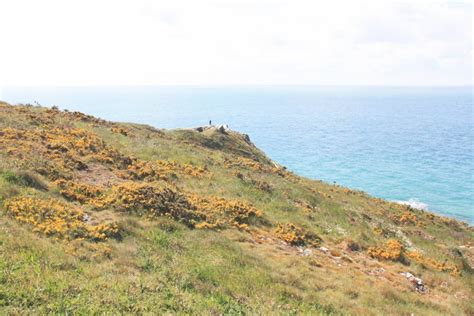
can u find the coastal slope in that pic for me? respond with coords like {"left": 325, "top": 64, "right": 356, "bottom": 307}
{"left": 0, "top": 102, "right": 473, "bottom": 315}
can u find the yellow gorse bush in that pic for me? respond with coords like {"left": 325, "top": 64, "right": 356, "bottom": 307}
{"left": 399, "top": 211, "right": 423, "bottom": 226}
{"left": 225, "top": 157, "right": 266, "bottom": 171}
{"left": 0, "top": 127, "right": 131, "bottom": 178}
{"left": 405, "top": 251, "right": 459, "bottom": 275}
{"left": 54, "top": 179, "right": 105, "bottom": 204}
{"left": 4, "top": 197, "right": 119, "bottom": 241}
{"left": 54, "top": 179, "right": 112, "bottom": 210}
{"left": 51, "top": 178, "right": 264, "bottom": 231}
{"left": 274, "top": 223, "right": 321, "bottom": 247}
{"left": 106, "top": 182, "right": 202, "bottom": 227}
{"left": 110, "top": 126, "right": 129, "bottom": 136}
{"left": 188, "top": 194, "right": 263, "bottom": 230}
{"left": 224, "top": 157, "right": 285, "bottom": 177}
{"left": 368, "top": 240, "right": 459, "bottom": 273}
{"left": 125, "top": 159, "right": 208, "bottom": 182}
{"left": 367, "top": 239, "right": 403, "bottom": 261}
{"left": 157, "top": 160, "right": 208, "bottom": 178}
{"left": 106, "top": 182, "right": 262, "bottom": 230}
{"left": 125, "top": 160, "right": 169, "bottom": 181}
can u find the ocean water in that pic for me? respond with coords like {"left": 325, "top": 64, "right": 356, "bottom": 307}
{"left": 2, "top": 86, "right": 473, "bottom": 223}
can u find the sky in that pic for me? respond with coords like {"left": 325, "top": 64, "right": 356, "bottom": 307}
{"left": 0, "top": 0, "right": 472, "bottom": 87}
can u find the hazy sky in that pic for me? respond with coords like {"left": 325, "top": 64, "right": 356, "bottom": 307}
{"left": 0, "top": 0, "right": 472, "bottom": 87}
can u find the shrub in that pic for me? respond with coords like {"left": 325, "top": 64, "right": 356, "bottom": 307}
{"left": 405, "top": 251, "right": 459, "bottom": 275}
{"left": 0, "top": 127, "right": 131, "bottom": 179}
{"left": 54, "top": 179, "right": 104, "bottom": 204}
{"left": 187, "top": 194, "right": 263, "bottom": 230}
{"left": 399, "top": 211, "right": 423, "bottom": 226}
{"left": 367, "top": 239, "right": 403, "bottom": 261}
{"left": 125, "top": 159, "right": 208, "bottom": 182}
{"left": 4, "top": 196, "right": 119, "bottom": 241}
{"left": 108, "top": 182, "right": 202, "bottom": 227}
{"left": 274, "top": 223, "right": 321, "bottom": 247}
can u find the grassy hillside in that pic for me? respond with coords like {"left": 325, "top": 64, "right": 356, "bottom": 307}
{"left": 0, "top": 102, "right": 473, "bottom": 315}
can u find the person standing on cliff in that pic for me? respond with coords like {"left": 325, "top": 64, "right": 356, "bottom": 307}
{"left": 209, "top": 120, "right": 212, "bottom": 126}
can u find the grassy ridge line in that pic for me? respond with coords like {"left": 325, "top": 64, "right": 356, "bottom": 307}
{"left": 0, "top": 101, "right": 473, "bottom": 315}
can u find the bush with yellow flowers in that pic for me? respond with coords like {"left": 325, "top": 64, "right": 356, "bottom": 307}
{"left": 125, "top": 159, "right": 208, "bottom": 182}
{"left": 224, "top": 157, "right": 266, "bottom": 172}
{"left": 367, "top": 239, "right": 403, "bottom": 261}
{"left": 110, "top": 126, "right": 129, "bottom": 136}
{"left": 187, "top": 194, "right": 263, "bottom": 230}
{"left": 405, "top": 251, "right": 459, "bottom": 275}
{"left": 4, "top": 196, "right": 119, "bottom": 241}
{"left": 107, "top": 182, "right": 202, "bottom": 227}
{"left": 399, "top": 211, "right": 423, "bottom": 226}
{"left": 0, "top": 127, "right": 131, "bottom": 179}
{"left": 54, "top": 179, "right": 105, "bottom": 204}
{"left": 32, "top": 107, "right": 105, "bottom": 125}
{"left": 224, "top": 156, "right": 288, "bottom": 178}
{"left": 51, "top": 178, "right": 262, "bottom": 231}
{"left": 159, "top": 160, "right": 207, "bottom": 178}
{"left": 125, "top": 160, "right": 169, "bottom": 181}
{"left": 274, "top": 223, "right": 321, "bottom": 247}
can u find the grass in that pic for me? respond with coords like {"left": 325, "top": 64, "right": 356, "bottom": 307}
{"left": 0, "top": 101, "right": 473, "bottom": 315}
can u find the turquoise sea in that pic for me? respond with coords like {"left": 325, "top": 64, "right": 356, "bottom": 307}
{"left": 2, "top": 86, "right": 473, "bottom": 223}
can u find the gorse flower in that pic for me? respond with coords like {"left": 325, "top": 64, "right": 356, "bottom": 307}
{"left": 125, "top": 159, "right": 208, "bottom": 182}
{"left": 274, "top": 223, "right": 321, "bottom": 247}
{"left": 4, "top": 197, "right": 119, "bottom": 241}
{"left": 187, "top": 194, "right": 263, "bottom": 230}
{"left": 106, "top": 182, "right": 202, "bottom": 227}
{"left": 54, "top": 179, "right": 105, "bottom": 204}
{"left": 405, "top": 251, "right": 459, "bottom": 275}
{"left": 0, "top": 127, "right": 131, "bottom": 179}
{"left": 367, "top": 239, "right": 403, "bottom": 261}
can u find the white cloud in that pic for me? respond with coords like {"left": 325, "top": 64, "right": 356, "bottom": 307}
{"left": 0, "top": 0, "right": 471, "bottom": 86}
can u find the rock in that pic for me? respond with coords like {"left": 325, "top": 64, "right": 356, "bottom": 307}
{"left": 401, "top": 272, "right": 427, "bottom": 293}
{"left": 319, "top": 246, "right": 329, "bottom": 254}
{"left": 401, "top": 272, "right": 414, "bottom": 279}
{"left": 296, "top": 247, "right": 312, "bottom": 256}
{"left": 216, "top": 124, "right": 229, "bottom": 134}
{"left": 242, "top": 133, "right": 251, "bottom": 143}
{"left": 346, "top": 240, "right": 361, "bottom": 252}
{"left": 367, "top": 267, "right": 385, "bottom": 276}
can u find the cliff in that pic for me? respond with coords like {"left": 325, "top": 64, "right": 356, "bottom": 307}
{"left": 0, "top": 101, "right": 473, "bottom": 315}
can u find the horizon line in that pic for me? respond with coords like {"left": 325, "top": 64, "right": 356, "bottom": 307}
{"left": 2, "top": 84, "right": 473, "bottom": 89}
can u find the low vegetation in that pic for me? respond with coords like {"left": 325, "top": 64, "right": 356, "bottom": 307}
{"left": 0, "top": 101, "right": 473, "bottom": 315}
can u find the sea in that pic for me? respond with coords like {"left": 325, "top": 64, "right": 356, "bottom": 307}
{"left": 1, "top": 86, "right": 473, "bottom": 223}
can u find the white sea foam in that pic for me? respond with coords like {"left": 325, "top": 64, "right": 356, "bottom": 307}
{"left": 395, "top": 198, "right": 429, "bottom": 211}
